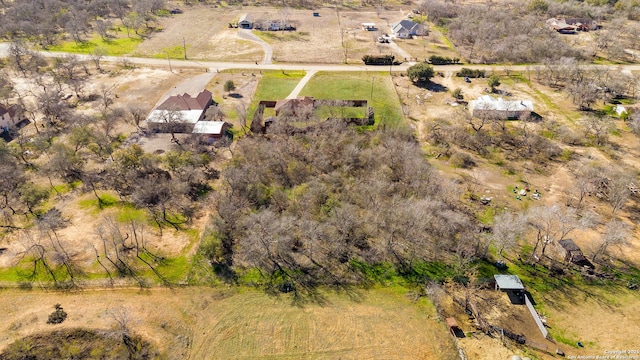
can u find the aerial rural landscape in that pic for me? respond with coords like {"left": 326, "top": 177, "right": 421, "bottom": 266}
{"left": 0, "top": 0, "right": 640, "bottom": 359}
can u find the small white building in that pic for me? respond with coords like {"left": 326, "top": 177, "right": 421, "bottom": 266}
{"left": 469, "top": 95, "right": 534, "bottom": 119}
{"left": 362, "top": 23, "right": 377, "bottom": 31}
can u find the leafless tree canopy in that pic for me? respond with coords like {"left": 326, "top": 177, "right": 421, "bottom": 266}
{"left": 206, "top": 120, "right": 478, "bottom": 296}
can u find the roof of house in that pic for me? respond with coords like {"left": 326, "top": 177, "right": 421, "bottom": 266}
{"left": 239, "top": 13, "right": 253, "bottom": 23}
{"left": 0, "top": 104, "right": 20, "bottom": 118}
{"left": 146, "top": 109, "right": 204, "bottom": 124}
{"left": 275, "top": 96, "right": 315, "bottom": 114}
{"left": 558, "top": 239, "right": 581, "bottom": 252}
{"left": 391, "top": 20, "right": 422, "bottom": 33}
{"left": 192, "top": 121, "right": 227, "bottom": 134}
{"left": 494, "top": 274, "right": 525, "bottom": 290}
{"left": 470, "top": 95, "right": 534, "bottom": 112}
{"left": 157, "top": 90, "right": 212, "bottom": 112}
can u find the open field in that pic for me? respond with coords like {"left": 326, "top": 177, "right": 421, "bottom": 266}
{"left": 133, "top": 6, "right": 263, "bottom": 62}
{"left": 299, "top": 71, "right": 404, "bottom": 126}
{"left": 0, "top": 287, "right": 458, "bottom": 359}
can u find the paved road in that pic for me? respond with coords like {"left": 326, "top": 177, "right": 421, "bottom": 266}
{"left": 237, "top": 29, "right": 273, "bottom": 65}
{"left": 2, "top": 42, "right": 640, "bottom": 73}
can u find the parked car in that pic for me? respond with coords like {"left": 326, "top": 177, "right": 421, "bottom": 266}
{"left": 170, "top": 8, "right": 183, "bottom": 14}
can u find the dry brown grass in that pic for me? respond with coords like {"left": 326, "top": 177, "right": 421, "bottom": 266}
{"left": 0, "top": 287, "right": 458, "bottom": 359}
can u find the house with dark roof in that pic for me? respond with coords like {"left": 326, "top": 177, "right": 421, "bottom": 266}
{"left": 556, "top": 239, "right": 594, "bottom": 268}
{"left": 0, "top": 104, "right": 24, "bottom": 134}
{"left": 391, "top": 20, "right": 426, "bottom": 39}
{"left": 146, "top": 90, "right": 214, "bottom": 133}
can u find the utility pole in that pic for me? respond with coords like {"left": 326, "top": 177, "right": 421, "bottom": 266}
{"left": 167, "top": 53, "right": 172, "bottom": 72}
{"left": 183, "top": 37, "right": 187, "bottom": 60}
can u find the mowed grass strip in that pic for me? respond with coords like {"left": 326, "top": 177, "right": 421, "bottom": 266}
{"left": 298, "top": 72, "right": 404, "bottom": 127}
{"left": 0, "top": 287, "right": 457, "bottom": 359}
{"left": 190, "top": 288, "right": 457, "bottom": 359}
{"left": 47, "top": 35, "right": 142, "bottom": 56}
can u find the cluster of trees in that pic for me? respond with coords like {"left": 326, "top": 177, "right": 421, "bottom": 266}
{"left": 0, "top": 0, "right": 167, "bottom": 46}
{"left": 420, "top": 0, "right": 593, "bottom": 63}
{"left": 204, "top": 118, "right": 482, "bottom": 296}
{"left": 531, "top": 58, "right": 639, "bottom": 111}
{"left": 0, "top": 42, "right": 224, "bottom": 286}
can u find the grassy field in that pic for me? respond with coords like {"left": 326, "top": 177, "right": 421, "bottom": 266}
{"left": 0, "top": 287, "right": 458, "bottom": 359}
{"left": 246, "top": 70, "right": 306, "bottom": 123}
{"left": 47, "top": 35, "right": 142, "bottom": 56}
{"left": 299, "top": 72, "right": 404, "bottom": 127}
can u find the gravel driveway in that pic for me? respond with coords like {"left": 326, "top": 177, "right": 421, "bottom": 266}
{"left": 237, "top": 29, "right": 273, "bottom": 65}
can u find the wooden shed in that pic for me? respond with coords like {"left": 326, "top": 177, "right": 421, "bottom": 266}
{"left": 446, "top": 317, "right": 464, "bottom": 338}
{"left": 556, "top": 239, "right": 593, "bottom": 268}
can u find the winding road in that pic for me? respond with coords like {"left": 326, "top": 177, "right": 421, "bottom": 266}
{"left": 236, "top": 29, "right": 273, "bottom": 65}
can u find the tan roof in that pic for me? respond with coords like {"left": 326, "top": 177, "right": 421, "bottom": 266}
{"left": 157, "top": 90, "right": 212, "bottom": 111}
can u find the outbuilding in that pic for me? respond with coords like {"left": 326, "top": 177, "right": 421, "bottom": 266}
{"left": 494, "top": 274, "right": 525, "bottom": 304}
{"left": 238, "top": 14, "right": 253, "bottom": 29}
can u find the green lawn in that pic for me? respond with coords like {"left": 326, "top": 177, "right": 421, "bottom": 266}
{"left": 299, "top": 72, "right": 404, "bottom": 127}
{"left": 246, "top": 70, "right": 306, "bottom": 123}
{"left": 47, "top": 35, "right": 142, "bottom": 56}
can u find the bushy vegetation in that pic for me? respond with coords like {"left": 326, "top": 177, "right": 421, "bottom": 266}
{"left": 428, "top": 55, "right": 460, "bottom": 65}
{"left": 456, "top": 68, "right": 486, "bottom": 78}
{"left": 362, "top": 55, "right": 397, "bottom": 65}
{"left": 204, "top": 119, "right": 478, "bottom": 296}
{"left": 0, "top": 328, "right": 159, "bottom": 360}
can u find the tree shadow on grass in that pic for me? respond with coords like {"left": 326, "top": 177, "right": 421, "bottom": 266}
{"left": 414, "top": 81, "right": 448, "bottom": 93}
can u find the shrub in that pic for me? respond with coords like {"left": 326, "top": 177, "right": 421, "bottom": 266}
{"left": 456, "top": 68, "right": 485, "bottom": 78}
{"left": 428, "top": 55, "right": 460, "bottom": 65}
{"left": 224, "top": 80, "right": 236, "bottom": 93}
{"left": 47, "top": 304, "right": 68, "bottom": 325}
{"left": 452, "top": 88, "right": 463, "bottom": 100}
{"left": 362, "top": 55, "right": 396, "bottom": 65}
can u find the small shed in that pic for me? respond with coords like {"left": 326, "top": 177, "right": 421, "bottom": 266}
{"left": 362, "top": 23, "right": 377, "bottom": 31}
{"left": 494, "top": 274, "right": 525, "bottom": 304}
{"left": 556, "top": 239, "right": 593, "bottom": 268}
{"left": 446, "top": 317, "right": 464, "bottom": 338}
{"left": 494, "top": 275, "right": 524, "bottom": 292}
{"left": 238, "top": 14, "right": 253, "bottom": 29}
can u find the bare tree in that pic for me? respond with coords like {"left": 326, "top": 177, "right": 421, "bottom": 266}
{"left": 592, "top": 219, "right": 631, "bottom": 262}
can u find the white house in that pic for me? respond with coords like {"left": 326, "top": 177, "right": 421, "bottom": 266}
{"left": 391, "top": 20, "right": 426, "bottom": 38}
{"left": 146, "top": 90, "right": 214, "bottom": 133}
{"left": 469, "top": 95, "right": 534, "bottom": 119}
